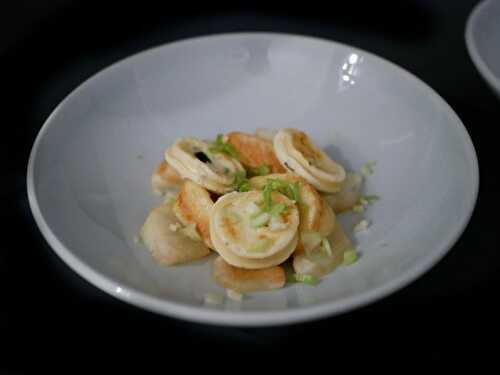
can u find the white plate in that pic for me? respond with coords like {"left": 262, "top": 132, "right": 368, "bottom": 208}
{"left": 27, "top": 33, "right": 478, "bottom": 326}
{"left": 466, "top": 0, "right": 500, "bottom": 97}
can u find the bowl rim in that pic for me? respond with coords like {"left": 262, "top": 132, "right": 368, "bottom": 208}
{"left": 27, "top": 32, "right": 479, "bottom": 326}
{"left": 465, "top": 0, "right": 500, "bottom": 95}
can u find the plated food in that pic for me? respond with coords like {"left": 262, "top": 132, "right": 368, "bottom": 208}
{"left": 28, "top": 33, "right": 478, "bottom": 324}
{"left": 140, "top": 128, "right": 373, "bottom": 297}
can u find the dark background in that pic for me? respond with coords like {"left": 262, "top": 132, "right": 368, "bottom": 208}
{"left": 2, "top": 0, "right": 499, "bottom": 371}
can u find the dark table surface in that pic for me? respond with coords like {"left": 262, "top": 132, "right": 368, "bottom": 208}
{"left": 2, "top": 0, "right": 499, "bottom": 371}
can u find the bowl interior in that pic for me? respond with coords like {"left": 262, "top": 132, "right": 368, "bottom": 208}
{"left": 29, "top": 34, "right": 477, "bottom": 324}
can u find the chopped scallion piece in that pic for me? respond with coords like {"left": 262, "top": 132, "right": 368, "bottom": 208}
{"left": 290, "top": 181, "right": 301, "bottom": 203}
{"left": 250, "top": 212, "right": 270, "bottom": 228}
{"left": 352, "top": 204, "right": 364, "bottom": 213}
{"left": 204, "top": 293, "right": 224, "bottom": 305}
{"left": 343, "top": 249, "right": 358, "bottom": 266}
{"left": 232, "top": 171, "right": 250, "bottom": 192}
{"left": 226, "top": 289, "right": 244, "bottom": 301}
{"left": 360, "top": 195, "right": 379, "bottom": 205}
{"left": 268, "top": 202, "right": 287, "bottom": 216}
{"left": 208, "top": 134, "right": 240, "bottom": 159}
{"left": 263, "top": 184, "right": 274, "bottom": 211}
{"left": 361, "top": 161, "right": 376, "bottom": 176}
{"left": 293, "top": 274, "right": 320, "bottom": 286}
{"left": 322, "top": 238, "right": 332, "bottom": 256}
{"left": 261, "top": 178, "right": 301, "bottom": 212}
{"left": 251, "top": 164, "right": 271, "bottom": 176}
{"left": 353, "top": 219, "right": 370, "bottom": 233}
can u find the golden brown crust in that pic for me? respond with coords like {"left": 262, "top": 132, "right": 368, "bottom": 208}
{"left": 222, "top": 216, "right": 239, "bottom": 240}
{"left": 226, "top": 132, "right": 285, "bottom": 173}
{"left": 274, "top": 128, "right": 346, "bottom": 193}
{"left": 292, "top": 130, "right": 322, "bottom": 160}
{"left": 300, "top": 179, "right": 323, "bottom": 231}
{"left": 151, "top": 160, "right": 182, "bottom": 195}
{"left": 212, "top": 256, "right": 286, "bottom": 293}
{"left": 173, "top": 180, "right": 214, "bottom": 248}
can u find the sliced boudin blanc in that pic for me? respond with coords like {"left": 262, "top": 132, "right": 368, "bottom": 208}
{"left": 212, "top": 256, "right": 286, "bottom": 293}
{"left": 140, "top": 203, "right": 210, "bottom": 266}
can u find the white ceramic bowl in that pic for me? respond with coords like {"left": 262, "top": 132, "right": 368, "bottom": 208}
{"left": 27, "top": 33, "right": 478, "bottom": 326}
{"left": 466, "top": 0, "right": 500, "bottom": 97}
